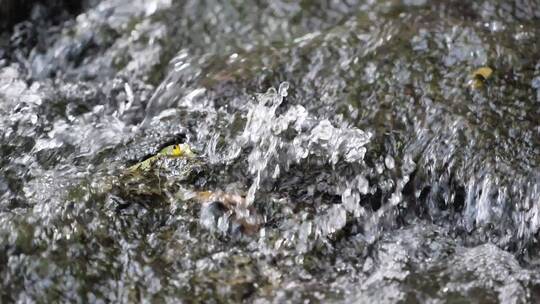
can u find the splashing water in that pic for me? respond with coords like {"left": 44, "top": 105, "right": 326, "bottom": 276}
{"left": 1, "top": 0, "right": 540, "bottom": 303}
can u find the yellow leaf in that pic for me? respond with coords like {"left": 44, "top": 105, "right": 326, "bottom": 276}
{"left": 472, "top": 67, "right": 493, "bottom": 80}
{"left": 470, "top": 67, "right": 493, "bottom": 89}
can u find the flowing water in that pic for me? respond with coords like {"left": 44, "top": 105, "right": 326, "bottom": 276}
{"left": 1, "top": 0, "right": 539, "bottom": 303}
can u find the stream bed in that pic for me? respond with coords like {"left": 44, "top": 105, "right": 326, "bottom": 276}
{"left": 1, "top": 0, "right": 540, "bottom": 303}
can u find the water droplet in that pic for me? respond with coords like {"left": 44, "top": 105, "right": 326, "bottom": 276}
{"left": 385, "top": 155, "right": 395, "bottom": 170}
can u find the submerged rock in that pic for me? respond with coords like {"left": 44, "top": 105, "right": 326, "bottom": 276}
{"left": 0, "top": 0, "right": 539, "bottom": 302}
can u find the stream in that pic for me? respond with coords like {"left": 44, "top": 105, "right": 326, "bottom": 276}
{"left": 1, "top": 0, "right": 539, "bottom": 303}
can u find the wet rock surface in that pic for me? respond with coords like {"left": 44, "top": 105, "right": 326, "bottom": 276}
{"left": 1, "top": 0, "right": 539, "bottom": 302}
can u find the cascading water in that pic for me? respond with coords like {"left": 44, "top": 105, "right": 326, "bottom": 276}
{"left": 1, "top": 0, "right": 539, "bottom": 303}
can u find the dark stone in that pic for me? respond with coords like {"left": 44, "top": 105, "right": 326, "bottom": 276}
{"left": 0, "top": 0, "right": 85, "bottom": 30}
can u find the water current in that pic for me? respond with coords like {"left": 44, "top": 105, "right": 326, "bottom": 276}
{"left": 1, "top": 0, "right": 539, "bottom": 302}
